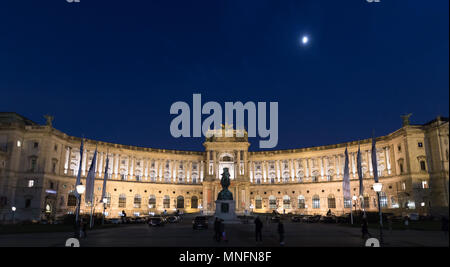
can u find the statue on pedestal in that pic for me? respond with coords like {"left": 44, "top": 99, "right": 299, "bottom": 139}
{"left": 217, "top": 168, "right": 233, "bottom": 200}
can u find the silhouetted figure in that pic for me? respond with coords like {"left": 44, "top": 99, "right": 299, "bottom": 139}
{"left": 220, "top": 219, "right": 227, "bottom": 242}
{"left": 327, "top": 209, "right": 332, "bottom": 216}
{"left": 122, "top": 210, "right": 127, "bottom": 223}
{"left": 214, "top": 217, "right": 221, "bottom": 242}
{"left": 81, "top": 219, "right": 87, "bottom": 238}
{"left": 255, "top": 216, "right": 263, "bottom": 242}
{"left": 278, "top": 221, "right": 285, "bottom": 246}
{"left": 361, "top": 217, "right": 371, "bottom": 239}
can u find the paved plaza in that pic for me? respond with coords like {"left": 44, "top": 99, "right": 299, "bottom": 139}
{"left": 0, "top": 215, "right": 448, "bottom": 247}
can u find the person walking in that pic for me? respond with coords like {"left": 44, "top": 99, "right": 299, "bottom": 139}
{"left": 254, "top": 216, "right": 263, "bottom": 242}
{"left": 361, "top": 216, "right": 371, "bottom": 239}
{"left": 220, "top": 219, "right": 227, "bottom": 242}
{"left": 277, "top": 220, "right": 285, "bottom": 246}
{"left": 214, "top": 217, "right": 221, "bottom": 242}
{"left": 81, "top": 219, "right": 87, "bottom": 238}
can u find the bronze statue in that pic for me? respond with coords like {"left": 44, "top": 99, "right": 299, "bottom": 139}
{"left": 217, "top": 168, "right": 233, "bottom": 200}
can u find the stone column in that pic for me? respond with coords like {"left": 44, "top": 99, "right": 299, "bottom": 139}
{"left": 82, "top": 148, "right": 87, "bottom": 176}
{"left": 243, "top": 151, "right": 248, "bottom": 177}
{"left": 320, "top": 157, "right": 324, "bottom": 179}
{"left": 335, "top": 155, "right": 339, "bottom": 178}
{"left": 304, "top": 158, "right": 309, "bottom": 179}
{"left": 64, "top": 146, "right": 70, "bottom": 174}
{"left": 385, "top": 146, "right": 391, "bottom": 175}
{"left": 292, "top": 159, "right": 297, "bottom": 181}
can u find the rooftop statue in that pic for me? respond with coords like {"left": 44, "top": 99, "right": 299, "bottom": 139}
{"left": 217, "top": 168, "right": 233, "bottom": 200}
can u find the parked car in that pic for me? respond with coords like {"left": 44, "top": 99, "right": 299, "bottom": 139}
{"left": 167, "top": 216, "right": 180, "bottom": 223}
{"left": 291, "top": 216, "right": 302, "bottom": 222}
{"left": 109, "top": 218, "right": 122, "bottom": 224}
{"left": 133, "top": 217, "right": 146, "bottom": 223}
{"left": 148, "top": 216, "right": 165, "bottom": 227}
{"left": 304, "top": 215, "right": 321, "bottom": 223}
{"left": 408, "top": 213, "right": 420, "bottom": 221}
{"left": 320, "top": 215, "right": 337, "bottom": 223}
{"left": 270, "top": 216, "right": 281, "bottom": 223}
{"left": 192, "top": 216, "right": 209, "bottom": 230}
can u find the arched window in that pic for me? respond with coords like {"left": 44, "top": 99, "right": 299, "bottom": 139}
{"left": 363, "top": 194, "right": 370, "bottom": 209}
{"left": 67, "top": 193, "right": 77, "bottom": 207}
{"left": 298, "top": 195, "right": 305, "bottom": 209}
{"left": 134, "top": 194, "right": 141, "bottom": 208}
{"left": 269, "top": 196, "right": 277, "bottom": 210}
{"left": 119, "top": 194, "right": 127, "bottom": 208}
{"left": 191, "top": 196, "right": 198, "bottom": 209}
{"left": 327, "top": 194, "right": 336, "bottom": 209}
{"left": 283, "top": 195, "right": 290, "bottom": 209}
{"left": 255, "top": 196, "right": 262, "bottom": 209}
{"left": 312, "top": 195, "right": 320, "bottom": 209}
{"left": 344, "top": 198, "right": 352, "bottom": 208}
{"left": 148, "top": 195, "right": 156, "bottom": 209}
{"left": 104, "top": 192, "right": 111, "bottom": 208}
{"left": 163, "top": 195, "right": 170, "bottom": 208}
{"left": 176, "top": 196, "right": 184, "bottom": 209}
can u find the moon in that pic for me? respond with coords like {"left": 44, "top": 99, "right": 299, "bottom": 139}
{"left": 301, "top": 36, "right": 309, "bottom": 45}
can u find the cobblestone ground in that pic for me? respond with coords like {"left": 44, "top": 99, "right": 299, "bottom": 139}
{"left": 0, "top": 217, "right": 448, "bottom": 247}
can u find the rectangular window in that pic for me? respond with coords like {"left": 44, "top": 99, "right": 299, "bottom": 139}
{"left": 255, "top": 199, "right": 262, "bottom": 209}
{"left": 313, "top": 199, "right": 320, "bottom": 209}
{"left": 298, "top": 199, "right": 305, "bottom": 209}
{"left": 119, "top": 197, "right": 126, "bottom": 208}
{"left": 28, "top": 180, "right": 34, "bottom": 187}
{"left": 420, "top": 161, "right": 426, "bottom": 171}
{"left": 344, "top": 199, "right": 352, "bottom": 208}
{"left": 422, "top": 181, "right": 428, "bottom": 189}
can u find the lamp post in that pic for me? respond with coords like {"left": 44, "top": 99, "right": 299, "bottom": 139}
{"left": 373, "top": 182, "right": 384, "bottom": 245}
{"left": 102, "top": 197, "right": 108, "bottom": 225}
{"left": 11, "top": 206, "right": 16, "bottom": 224}
{"left": 352, "top": 195, "right": 357, "bottom": 224}
{"left": 75, "top": 183, "right": 85, "bottom": 238}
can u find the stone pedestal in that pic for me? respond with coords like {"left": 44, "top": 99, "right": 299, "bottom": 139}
{"left": 214, "top": 200, "right": 238, "bottom": 221}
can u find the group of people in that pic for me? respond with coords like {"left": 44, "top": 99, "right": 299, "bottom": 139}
{"left": 213, "top": 218, "right": 227, "bottom": 242}
{"left": 214, "top": 216, "right": 285, "bottom": 245}
{"left": 254, "top": 216, "right": 285, "bottom": 246}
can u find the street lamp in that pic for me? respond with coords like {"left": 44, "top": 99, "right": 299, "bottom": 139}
{"left": 11, "top": 206, "right": 16, "bottom": 224}
{"left": 373, "top": 182, "right": 384, "bottom": 245}
{"left": 75, "top": 183, "right": 85, "bottom": 238}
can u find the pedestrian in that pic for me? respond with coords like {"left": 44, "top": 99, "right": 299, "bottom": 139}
{"left": 388, "top": 216, "right": 393, "bottom": 235}
{"left": 361, "top": 216, "right": 371, "bottom": 239}
{"left": 404, "top": 216, "right": 409, "bottom": 229}
{"left": 214, "top": 217, "right": 221, "bottom": 242}
{"left": 254, "top": 216, "right": 263, "bottom": 242}
{"left": 220, "top": 219, "right": 227, "bottom": 242}
{"left": 81, "top": 219, "right": 87, "bottom": 238}
{"left": 278, "top": 220, "right": 285, "bottom": 246}
{"left": 327, "top": 209, "right": 332, "bottom": 216}
{"left": 441, "top": 216, "right": 449, "bottom": 240}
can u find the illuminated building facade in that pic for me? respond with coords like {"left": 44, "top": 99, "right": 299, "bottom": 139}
{"left": 0, "top": 112, "right": 448, "bottom": 222}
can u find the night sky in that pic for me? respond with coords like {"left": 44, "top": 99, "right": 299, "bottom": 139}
{"left": 1, "top": 0, "right": 448, "bottom": 151}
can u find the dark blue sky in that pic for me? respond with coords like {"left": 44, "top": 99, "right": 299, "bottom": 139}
{"left": 1, "top": 0, "right": 448, "bottom": 151}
